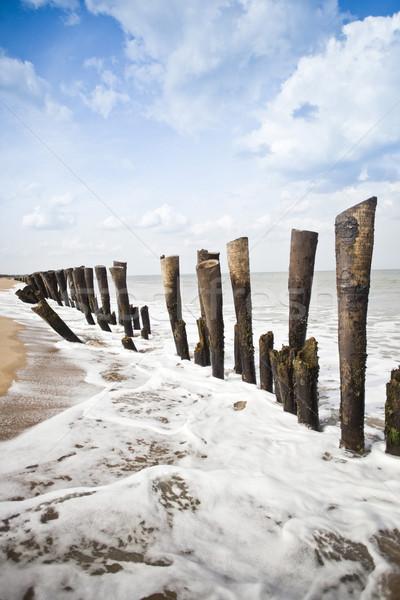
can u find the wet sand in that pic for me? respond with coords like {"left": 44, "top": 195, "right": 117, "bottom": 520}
{"left": 0, "top": 277, "right": 100, "bottom": 440}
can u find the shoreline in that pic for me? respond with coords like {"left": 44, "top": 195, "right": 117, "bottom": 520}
{"left": 0, "top": 278, "right": 26, "bottom": 398}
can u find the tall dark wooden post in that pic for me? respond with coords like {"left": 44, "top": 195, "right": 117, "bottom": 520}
{"left": 196, "top": 259, "right": 224, "bottom": 379}
{"left": 109, "top": 265, "right": 133, "bottom": 337}
{"left": 113, "top": 260, "right": 127, "bottom": 325}
{"left": 277, "top": 346, "right": 297, "bottom": 414}
{"left": 33, "top": 272, "right": 47, "bottom": 299}
{"left": 385, "top": 367, "right": 400, "bottom": 456}
{"left": 259, "top": 331, "right": 274, "bottom": 392}
{"left": 84, "top": 267, "right": 97, "bottom": 313}
{"left": 141, "top": 306, "right": 151, "bottom": 338}
{"left": 293, "top": 337, "right": 319, "bottom": 430}
{"left": 73, "top": 266, "right": 95, "bottom": 325}
{"left": 288, "top": 229, "right": 318, "bottom": 353}
{"left": 160, "top": 255, "right": 182, "bottom": 355}
{"left": 95, "top": 265, "right": 112, "bottom": 320}
{"left": 335, "top": 197, "right": 377, "bottom": 453}
{"left": 226, "top": 237, "right": 256, "bottom": 384}
{"left": 65, "top": 268, "right": 77, "bottom": 306}
{"left": 55, "top": 270, "right": 70, "bottom": 307}
{"left": 42, "top": 271, "right": 62, "bottom": 306}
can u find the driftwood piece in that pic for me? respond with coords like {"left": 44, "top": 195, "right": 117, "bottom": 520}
{"left": 288, "top": 229, "right": 318, "bottom": 353}
{"left": 174, "top": 319, "right": 190, "bottom": 360}
{"left": 32, "top": 299, "right": 83, "bottom": 343}
{"left": 293, "top": 337, "right": 319, "bottom": 430}
{"left": 259, "top": 331, "right": 274, "bottom": 393}
{"left": 196, "top": 259, "right": 224, "bottom": 379}
{"left": 121, "top": 336, "right": 137, "bottom": 351}
{"left": 226, "top": 237, "right": 256, "bottom": 385}
{"left": 385, "top": 367, "right": 400, "bottom": 456}
{"left": 109, "top": 265, "right": 133, "bottom": 337}
{"left": 335, "top": 197, "right": 377, "bottom": 453}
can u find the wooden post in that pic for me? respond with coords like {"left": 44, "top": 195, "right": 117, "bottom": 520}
{"left": 131, "top": 306, "right": 141, "bottom": 330}
{"left": 174, "top": 319, "right": 190, "bottom": 360}
{"left": 32, "top": 299, "right": 83, "bottom": 343}
{"left": 95, "top": 309, "right": 112, "bottom": 332}
{"left": 94, "top": 265, "right": 112, "bottom": 320}
{"left": 385, "top": 367, "right": 400, "bottom": 456}
{"left": 259, "top": 331, "right": 274, "bottom": 392}
{"left": 42, "top": 271, "right": 62, "bottom": 306}
{"left": 33, "top": 272, "right": 47, "bottom": 299}
{"left": 84, "top": 267, "right": 97, "bottom": 313}
{"left": 234, "top": 323, "right": 242, "bottom": 375}
{"left": 335, "top": 197, "right": 377, "bottom": 453}
{"left": 269, "top": 349, "right": 282, "bottom": 403}
{"left": 16, "top": 286, "right": 37, "bottom": 304}
{"left": 141, "top": 306, "right": 151, "bottom": 337}
{"left": 121, "top": 336, "right": 137, "bottom": 351}
{"left": 196, "top": 259, "right": 224, "bottom": 379}
{"left": 73, "top": 266, "right": 95, "bottom": 325}
{"left": 194, "top": 317, "right": 208, "bottom": 366}
{"left": 160, "top": 255, "right": 182, "bottom": 354}
{"left": 113, "top": 260, "right": 127, "bottom": 325}
{"left": 288, "top": 229, "right": 318, "bottom": 353}
{"left": 65, "top": 268, "right": 77, "bottom": 306}
{"left": 277, "top": 346, "right": 297, "bottom": 414}
{"left": 55, "top": 270, "right": 70, "bottom": 307}
{"left": 109, "top": 265, "right": 133, "bottom": 337}
{"left": 196, "top": 250, "right": 219, "bottom": 367}
{"left": 226, "top": 237, "right": 256, "bottom": 384}
{"left": 293, "top": 337, "right": 319, "bottom": 430}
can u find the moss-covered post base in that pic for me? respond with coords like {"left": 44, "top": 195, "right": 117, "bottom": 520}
{"left": 385, "top": 367, "right": 400, "bottom": 456}
{"left": 260, "top": 331, "right": 274, "bottom": 392}
{"left": 277, "top": 346, "right": 297, "bottom": 415}
{"left": 335, "top": 197, "right": 377, "bottom": 453}
{"left": 32, "top": 299, "right": 83, "bottom": 343}
{"left": 293, "top": 337, "right": 319, "bottom": 430}
{"left": 196, "top": 259, "right": 224, "bottom": 379}
{"left": 226, "top": 237, "right": 256, "bottom": 385}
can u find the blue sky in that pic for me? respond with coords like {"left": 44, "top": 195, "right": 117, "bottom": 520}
{"left": 0, "top": 0, "right": 399, "bottom": 275}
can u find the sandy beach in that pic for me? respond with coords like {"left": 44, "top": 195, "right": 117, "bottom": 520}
{"left": 0, "top": 278, "right": 26, "bottom": 398}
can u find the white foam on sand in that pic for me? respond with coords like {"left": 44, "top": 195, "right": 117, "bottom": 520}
{"left": 0, "top": 272, "right": 399, "bottom": 599}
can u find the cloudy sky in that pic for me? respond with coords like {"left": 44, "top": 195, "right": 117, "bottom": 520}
{"left": 0, "top": 0, "right": 399, "bottom": 275}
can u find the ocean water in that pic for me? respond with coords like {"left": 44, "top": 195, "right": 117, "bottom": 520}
{"left": 0, "top": 270, "right": 399, "bottom": 599}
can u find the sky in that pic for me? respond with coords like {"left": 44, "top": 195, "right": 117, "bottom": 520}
{"left": 0, "top": 0, "right": 399, "bottom": 276}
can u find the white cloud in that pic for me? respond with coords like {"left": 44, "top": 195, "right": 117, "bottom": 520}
{"left": 242, "top": 13, "right": 400, "bottom": 184}
{"left": 100, "top": 215, "right": 127, "bottom": 230}
{"left": 22, "top": 0, "right": 78, "bottom": 8}
{"left": 22, "top": 206, "right": 76, "bottom": 230}
{"left": 85, "top": 0, "right": 345, "bottom": 133}
{"left": 138, "top": 203, "right": 188, "bottom": 232}
{"left": 81, "top": 84, "right": 129, "bottom": 118}
{"left": 48, "top": 192, "right": 74, "bottom": 207}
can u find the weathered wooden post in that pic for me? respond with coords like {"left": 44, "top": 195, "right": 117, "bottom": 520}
{"left": 131, "top": 306, "right": 141, "bottom": 330}
{"left": 174, "top": 319, "right": 190, "bottom": 360}
{"left": 55, "top": 270, "right": 70, "bottom": 307}
{"left": 269, "top": 349, "right": 282, "bottom": 403}
{"left": 335, "top": 196, "right": 377, "bottom": 453}
{"left": 109, "top": 265, "right": 133, "bottom": 337}
{"left": 196, "top": 259, "right": 224, "bottom": 379}
{"left": 385, "top": 367, "right": 400, "bottom": 456}
{"left": 94, "top": 265, "right": 112, "bottom": 320}
{"left": 32, "top": 299, "right": 83, "bottom": 343}
{"left": 141, "top": 306, "right": 151, "bottom": 339}
{"left": 259, "top": 331, "right": 274, "bottom": 392}
{"left": 16, "top": 286, "right": 37, "bottom": 304}
{"left": 293, "top": 337, "right": 319, "bottom": 430}
{"left": 160, "top": 255, "right": 183, "bottom": 354}
{"left": 65, "top": 268, "right": 77, "bottom": 306}
{"left": 234, "top": 323, "right": 242, "bottom": 375}
{"left": 288, "top": 229, "right": 318, "bottom": 353}
{"left": 42, "top": 271, "right": 62, "bottom": 306}
{"left": 113, "top": 260, "right": 127, "bottom": 325}
{"left": 226, "top": 237, "right": 256, "bottom": 384}
{"left": 84, "top": 267, "right": 97, "bottom": 313}
{"left": 26, "top": 275, "right": 40, "bottom": 296}
{"left": 122, "top": 336, "right": 137, "bottom": 351}
{"left": 95, "top": 309, "right": 112, "bottom": 332}
{"left": 195, "top": 249, "right": 219, "bottom": 367}
{"left": 33, "top": 272, "right": 47, "bottom": 299}
{"left": 276, "top": 346, "right": 297, "bottom": 414}
{"left": 73, "top": 266, "right": 95, "bottom": 325}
